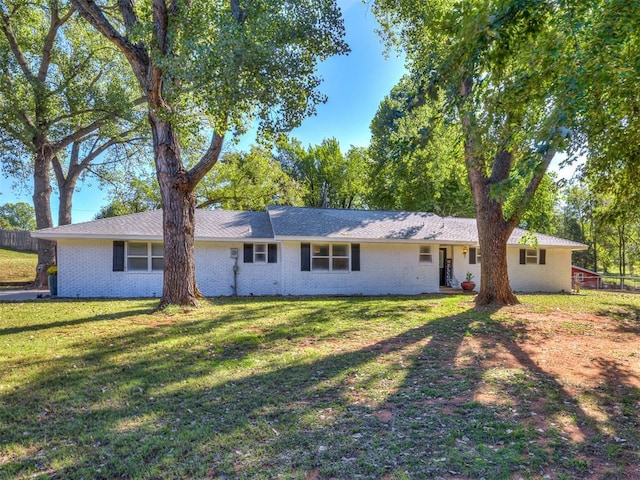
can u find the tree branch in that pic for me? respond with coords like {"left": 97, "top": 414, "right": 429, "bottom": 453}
{"left": 72, "top": 0, "right": 150, "bottom": 83}
{"left": 51, "top": 152, "right": 67, "bottom": 186}
{"left": 38, "top": 2, "right": 76, "bottom": 82}
{"left": 506, "top": 148, "right": 555, "bottom": 230}
{"left": 0, "top": 12, "right": 35, "bottom": 80}
{"left": 230, "top": 0, "right": 248, "bottom": 24}
{"left": 188, "top": 132, "right": 225, "bottom": 187}
{"left": 117, "top": 0, "right": 139, "bottom": 32}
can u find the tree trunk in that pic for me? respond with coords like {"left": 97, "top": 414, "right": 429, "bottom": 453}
{"left": 58, "top": 179, "right": 75, "bottom": 226}
{"left": 474, "top": 205, "right": 519, "bottom": 305}
{"left": 32, "top": 145, "right": 56, "bottom": 288}
{"left": 151, "top": 117, "right": 202, "bottom": 308}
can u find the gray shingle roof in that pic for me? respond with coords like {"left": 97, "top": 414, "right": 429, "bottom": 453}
{"left": 267, "top": 206, "right": 444, "bottom": 240}
{"left": 32, "top": 205, "right": 586, "bottom": 249}
{"left": 32, "top": 210, "right": 274, "bottom": 240}
{"left": 437, "top": 217, "right": 587, "bottom": 248}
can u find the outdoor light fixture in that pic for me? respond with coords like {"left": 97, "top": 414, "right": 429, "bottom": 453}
{"left": 462, "top": 246, "right": 469, "bottom": 258}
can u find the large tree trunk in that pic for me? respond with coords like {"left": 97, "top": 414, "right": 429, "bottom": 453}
{"left": 58, "top": 179, "right": 75, "bottom": 226}
{"left": 151, "top": 117, "right": 202, "bottom": 308}
{"left": 32, "top": 145, "right": 56, "bottom": 288}
{"left": 462, "top": 107, "right": 519, "bottom": 306}
{"left": 474, "top": 204, "right": 519, "bottom": 305}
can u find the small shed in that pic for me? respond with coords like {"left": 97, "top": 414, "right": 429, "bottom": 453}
{"left": 571, "top": 265, "right": 601, "bottom": 289}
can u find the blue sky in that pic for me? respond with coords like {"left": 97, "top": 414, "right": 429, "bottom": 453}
{"left": 0, "top": 0, "right": 575, "bottom": 224}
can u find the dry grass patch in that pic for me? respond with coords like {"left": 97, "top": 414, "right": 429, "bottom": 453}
{"left": 0, "top": 247, "right": 37, "bottom": 284}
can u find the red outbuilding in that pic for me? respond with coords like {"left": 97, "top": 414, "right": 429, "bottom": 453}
{"left": 571, "top": 265, "right": 601, "bottom": 289}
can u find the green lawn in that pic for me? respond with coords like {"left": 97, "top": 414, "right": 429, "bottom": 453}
{"left": 0, "top": 247, "right": 37, "bottom": 284}
{"left": 1, "top": 293, "right": 639, "bottom": 479}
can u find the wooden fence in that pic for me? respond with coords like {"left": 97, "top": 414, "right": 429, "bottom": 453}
{"left": 0, "top": 229, "right": 38, "bottom": 252}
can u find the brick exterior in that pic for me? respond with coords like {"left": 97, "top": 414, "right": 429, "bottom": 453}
{"left": 55, "top": 236, "right": 574, "bottom": 298}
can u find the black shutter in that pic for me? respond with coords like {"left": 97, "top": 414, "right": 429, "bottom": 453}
{"left": 539, "top": 249, "right": 546, "bottom": 265}
{"left": 519, "top": 249, "right": 526, "bottom": 265}
{"left": 113, "top": 241, "right": 125, "bottom": 271}
{"left": 301, "top": 243, "right": 311, "bottom": 271}
{"left": 243, "top": 243, "right": 253, "bottom": 263}
{"left": 351, "top": 243, "right": 360, "bottom": 271}
{"left": 268, "top": 244, "right": 277, "bottom": 263}
{"left": 469, "top": 247, "right": 476, "bottom": 265}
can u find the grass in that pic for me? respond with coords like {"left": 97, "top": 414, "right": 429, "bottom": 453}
{"left": 0, "top": 248, "right": 37, "bottom": 284}
{"left": 0, "top": 292, "right": 639, "bottom": 479}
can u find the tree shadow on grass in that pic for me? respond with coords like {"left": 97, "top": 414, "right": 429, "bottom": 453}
{"left": 0, "top": 308, "right": 153, "bottom": 336}
{"left": 0, "top": 297, "right": 638, "bottom": 479}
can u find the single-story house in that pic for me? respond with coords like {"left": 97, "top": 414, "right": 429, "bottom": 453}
{"left": 32, "top": 206, "right": 587, "bottom": 298}
{"left": 571, "top": 265, "right": 602, "bottom": 289}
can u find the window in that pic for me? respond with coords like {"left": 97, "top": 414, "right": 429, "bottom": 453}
{"left": 312, "top": 243, "right": 349, "bottom": 272}
{"left": 419, "top": 245, "right": 433, "bottom": 264}
{"left": 127, "top": 242, "right": 163, "bottom": 272}
{"left": 243, "top": 243, "right": 277, "bottom": 263}
{"left": 519, "top": 248, "right": 546, "bottom": 265}
{"left": 469, "top": 247, "right": 481, "bottom": 265}
{"left": 254, "top": 243, "right": 267, "bottom": 263}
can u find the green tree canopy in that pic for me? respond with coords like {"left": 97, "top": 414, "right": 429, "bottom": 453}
{"left": 276, "top": 137, "right": 369, "bottom": 209}
{"left": 368, "top": 72, "right": 473, "bottom": 215}
{"left": 197, "top": 147, "right": 301, "bottom": 211}
{"left": 0, "top": 0, "right": 146, "bottom": 285}
{"left": 0, "top": 202, "right": 36, "bottom": 230}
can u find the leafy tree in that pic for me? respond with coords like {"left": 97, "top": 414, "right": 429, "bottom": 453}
{"left": 197, "top": 147, "right": 301, "bottom": 210}
{"left": 277, "top": 137, "right": 369, "bottom": 209}
{"left": 506, "top": 173, "right": 560, "bottom": 236}
{"left": 373, "top": 0, "right": 576, "bottom": 305}
{"left": 0, "top": 0, "right": 145, "bottom": 286}
{"left": 0, "top": 202, "right": 36, "bottom": 230}
{"left": 573, "top": 0, "right": 640, "bottom": 211}
{"left": 557, "top": 182, "right": 597, "bottom": 271}
{"left": 71, "top": 0, "right": 349, "bottom": 307}
{"left": 368, "top": 73, "right": 474, "bottom": 215}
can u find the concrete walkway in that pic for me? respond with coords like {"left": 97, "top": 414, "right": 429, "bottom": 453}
{"left": 0, "top": 289, "right": 50, "bottom": 301}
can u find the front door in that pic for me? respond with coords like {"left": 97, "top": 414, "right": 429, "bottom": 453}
{"left": 439, "top": 248, "right": 447, "bottom": 286}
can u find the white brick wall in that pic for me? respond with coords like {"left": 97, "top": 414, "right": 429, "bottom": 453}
{"left": 57, "top": 239, "right": 163, "bottom": 298}
{"left": 451, "top": 244, "right": 573, "bottom": 292}
{"left": 56, "top": 238, "right": 572, "bottom": 298}
{"left": 280, "top": 241, "right": 440, "bottom": 295}
{"left": 508, "top": 247, "right": 572, "bottom": 292}
{"left": 57, "top": 239, "right": 282, "bottom": 298}
{"left": 195, "top": 242, "right": 281, "bottom": 296}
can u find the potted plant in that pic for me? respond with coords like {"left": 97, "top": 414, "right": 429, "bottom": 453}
{"left": 461, "top": 271, "right": 476, "bottom": 292}
{"left": 47, "top": 265, "right": 58, "bottom": 296}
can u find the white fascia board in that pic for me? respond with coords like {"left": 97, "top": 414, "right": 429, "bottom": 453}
{"left": 274, "top": 235, "right": 447, "bottom": 244}
{"left": 194, "top": 237, "right": 276, "bottom": 243}
{"left": 30, "top": 232, "right": 163, "bottom": 241}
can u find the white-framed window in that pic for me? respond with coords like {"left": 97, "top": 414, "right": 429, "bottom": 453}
{"left": 254, "top": 243, "right": 267, "bottom": 263}
{"left": 526, "top": 249, "right": 538, "bottom": 264}
{"left": 519, "top": 248, "right": 546, "bottom": 265}
{"left": 419, "top": 245, "right": 433, "bottom": 264}
{"left": 312, "top": 243, "right": 350, "bottom": 272}
{"left": 127, "top": 242, "right": 163, "bottom": 272}
{"left": 243, "top": 243, "right": 277, "bottom": 264}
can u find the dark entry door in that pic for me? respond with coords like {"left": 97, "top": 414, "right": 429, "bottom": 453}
{"left": 439, "top": 248, "right": 447, "bottom": 286}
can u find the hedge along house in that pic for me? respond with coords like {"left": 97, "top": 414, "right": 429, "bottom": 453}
{"left": 32, "top": 206, "right": 587, "bottom": 298}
